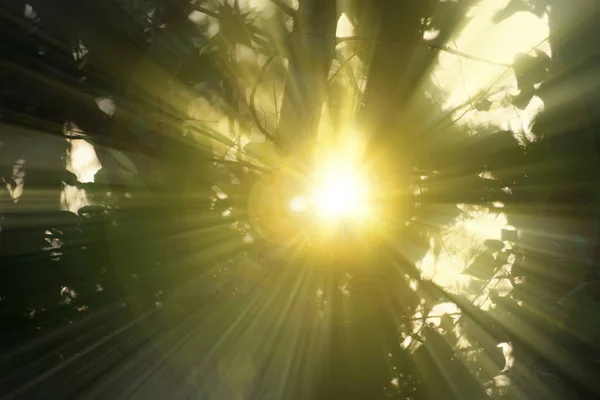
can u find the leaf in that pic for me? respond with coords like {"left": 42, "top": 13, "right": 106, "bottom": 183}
{"left": 420, "top": 279, "right": 448, "bottom": 304}
{"left": 512, "top": 51, "right": 550, "bottom": 90}
{"left": 495, "top": 249, "right": 510, "bottom": 265}
{"left": 108, "top": 149, "right": 138, "bottom": 176}
{"left": 497, "top": 342, "right": 514, "bottom": 371}
{"left": 464, "top": 252, "right": 497, "bottom": 280}
{"left": 440, "top": 313, "right": 454, "bottom": 334}
{"left": 62, "top": 170, "right": 80, "bottom": 187}
{"left": 96, "top": 97, "right": 116, "bottom": 117}
{"left": 511, "top": 89, "right": 534, "bottom": 110}
{"left": 491, "top": 0, "right": 528, "bottom": 24}
{"left": 533, "top": 48, "right": 552, "bottom": 67}
{"left": 510, "top": 50, "right": 551, "bottom": 109}
{"left": 484, "top": 239, "right": 504, "bottom": 252}
{"left": 219, "top": 3, "right": 252, "bottom": 47}
{"left": 531, "top": 0, "right": 548, "bottom": 17}
{"left": 24, "top": 4, "right": 40, "bottom": 22}
{"left": 40, "top": 211, "right": 78, "bottom": 228}
{"left": 474, "top": 99, "right": 492, "bottom": 111}
{"left": 10, "top": 183, "right": 23, "bottom": 200}
{"left": 491, "top": 373, "right": 511, "bottom": 396}
{"left": 93, "top": 168, "right": 108, "bottom": 184}
{"left": 77, "top": 205, "right": 107, "bottom": 217}
{"left": 467, "top": 278, "right": 486, "bottom": 293}
{"left": 501, "top": 228, "right": 519, "bottom": 242}
{"left": 510, "top": 253, "right": 525, "bottom": 277}
{"left": 214, "top": 183, "right": 240, "bottom": 198}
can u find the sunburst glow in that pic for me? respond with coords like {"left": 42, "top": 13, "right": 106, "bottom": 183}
{"left": 287, "top": 161, "right": 372, "bottom": 223}
{"left": 310, "top": 163, "right": 370, "bottom": 219}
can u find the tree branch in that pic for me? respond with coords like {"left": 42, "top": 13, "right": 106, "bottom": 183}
{"left": 193, "top": 5, "right": 219, "bottom": 19}
{"left": 193, "top": 5, "right": 270, "bottom": 42}
{"left": 336, "top": 37, "right": 512, "bottom": 68}
{"left": 249, "top": 55, "right": 279, "bottom": 144}
{"left": 327, "top": 53, "right": 357, "bottom": 83}
{"left": 209, "top": 157, "right": 268, "bottom": 172}
{"left": 428, "top": 44, "right": 511, "bottom": 68}
{"left": 270, "top": 0, "right": 296, "bottom": 18}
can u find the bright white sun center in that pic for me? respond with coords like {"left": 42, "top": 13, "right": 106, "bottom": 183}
{"left": 310, "top": 165, "right": 370, "bottom": 219}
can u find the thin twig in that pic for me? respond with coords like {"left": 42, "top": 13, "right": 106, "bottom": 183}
{"left": 409, "top": 312, "right": 463, "bottom": 322}
{"left": 428, "top": 44, "right": 511, "bottom": 68}
{"left": 511, "top": 103, "right": 527, "bottom": 135}
{"left": 209, "top": 157, "right": 268, "bottom": 172}
{"left": 327, "top": 53, "right": 357, "bottom": 83}
{"left": 432, "top": 36, "right": 551, "bottom": 134}
{"left": 272, "top": 83, "right": 278, "bottom": 124}
{"left": 452, "top": 36, "right": 475, "bottom": 110}
{"left": 249, "top": 55, "right": 279, "bottom": 143}
{"left": 336, "top": 37, "right": 512, "bottom": 68}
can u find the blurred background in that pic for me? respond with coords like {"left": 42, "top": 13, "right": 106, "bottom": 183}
{"left": 1, "top": 0, "right": 600, "bottom": 398}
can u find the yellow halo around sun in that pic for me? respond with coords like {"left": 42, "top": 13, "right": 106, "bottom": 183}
{"left": 288, "top": 161, "right": 372, "bottom": 222}
{"left": 286, "top": 125, "right": 375, "bottom": 223}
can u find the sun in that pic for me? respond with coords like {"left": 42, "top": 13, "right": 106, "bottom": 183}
{"left": 289, "top": 162, "right": 372, "bottom": 221}
{"left": 311, "top": 164, "right": 370, "bottom": 219}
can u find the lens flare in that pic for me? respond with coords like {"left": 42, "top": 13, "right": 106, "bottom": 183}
{"left": 289, "top": 195, "right": 309, "bottom": 213}
{"left": 287, "top": 161, "right": 372, "bottom": 222}
{"left": 311, "top": 164, "right": 370, "bottom": 219}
